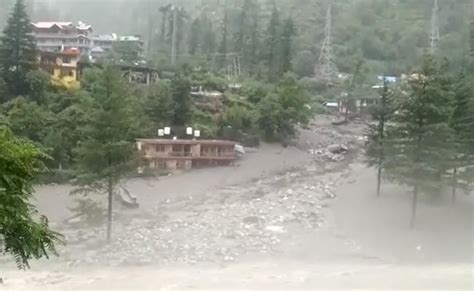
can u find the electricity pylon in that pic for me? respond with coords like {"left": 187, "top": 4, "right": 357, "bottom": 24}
{"left": 316, "top": 4, "right": 337, "bottom": 87}
{"left": 430, "top": 0, "right": 440, "bottom": 54}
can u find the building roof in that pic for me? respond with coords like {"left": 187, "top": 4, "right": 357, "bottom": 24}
{"left": 39, "top": 48, "right": 81, "bottom": 57}
{"left": 32, "top": 21, "right": 92, "bottom": 31}
{"left": 93, "top": 34, "right": 143, "bottom": 42}
{"left": 325, "top": 102, "right": 339, "bottom": 107}
{"left": 91, "top": 46, "right": 105, "bottom": 53}
{"left": 93, "top": 34, "right": 116, "bottom": 41}
{"left": 136, "top": 139, "right": 236, "bottom": 146}
{"left": 32, "top": 21, "right": 73, "bottom": 29}
{"left": 118, "top": 35, "right": 143, "bottom": 42}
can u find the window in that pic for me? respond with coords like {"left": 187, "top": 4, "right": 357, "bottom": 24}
{"left": 172, "top": 145, "right": 184, "bottom": 152}
{"left": 184, "top": 145, "right": 191, "bottom": 154}
{"left": 155, "top": 145, "right": 165, "bottom": 153}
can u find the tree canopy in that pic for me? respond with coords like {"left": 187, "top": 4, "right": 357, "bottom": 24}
{"left": 0, "top": 126, "right": 62, "bottom": 268}
{"left": 0, "top": 0, "right": 37, "bottom": 97}
{"left": 74, "top": 67, "right": 140, "bottom": 242}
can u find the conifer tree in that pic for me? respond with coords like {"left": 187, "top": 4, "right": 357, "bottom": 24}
{"left": 365, "top": 78, "right": 395, "bottom": 197}
{"left": 385, "top": 56, "right": 454, "bottom": 227}
{"left": 279, "top": 17, "right": 296, "bottom": 75}
{"left": 263, "top": 4, "right": 281, "bottom": 81}
{"left": 449, "top": 73, "right": 474, "bottom": 202}
{"left": 0, "top": 0, "right": 38, "bottom": 97}
{"left": 74, "top": 67, "right": 139, "bottom": 242}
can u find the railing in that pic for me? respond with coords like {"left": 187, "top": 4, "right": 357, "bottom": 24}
{"left": 168, "top": 152, "right": 192, "bottom": 157}
{"left": 200, "top": 152, "right": 235, "bottom": 158}
{"left": 142, "top": 151, "right": 234, "bottom": 159}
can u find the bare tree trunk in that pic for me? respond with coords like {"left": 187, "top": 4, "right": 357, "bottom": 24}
{"left": 376, "top": 165, "right": 382, "bottom": 197}
{"left": 106, "top": 177, "right": 113, "bottom": 242}
{"left": 452, "top": 167, "right": 457, "bottom": 204}
{"left": 410, "top": 184, "right": 418, "bottom": 228}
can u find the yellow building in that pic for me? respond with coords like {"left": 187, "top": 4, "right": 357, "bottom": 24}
{"left": 39, "top": 48, "right": 81, "bottom": 90}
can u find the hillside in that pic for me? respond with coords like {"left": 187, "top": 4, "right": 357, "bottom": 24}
{"left": 0, "top": 0, "right": 472, "bottom": 76}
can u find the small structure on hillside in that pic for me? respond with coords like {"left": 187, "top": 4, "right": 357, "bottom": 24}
{"left": 191, "top": 87, "right": 225, "bottom": 114}
{"left": 136, "top": 139, "right": 236, "bottom": 171}
{"left": 77, "top": 61, "right": 159, "bottom": 85}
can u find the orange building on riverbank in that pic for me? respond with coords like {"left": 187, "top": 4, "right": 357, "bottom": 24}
{"left": 136, "top": 139, "right": 236, "bottom": 171}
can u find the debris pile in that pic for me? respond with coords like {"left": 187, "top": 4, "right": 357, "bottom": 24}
{"left": 306, "top": 126, "right": 364, "bottom": 162}
{"left": 64, "top": 171, "right": 339, "bottom": 267}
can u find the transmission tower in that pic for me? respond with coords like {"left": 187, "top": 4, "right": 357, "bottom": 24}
{"left": 316, "top": 4, "right": 337, "bottom": 87}
{"left": 430, "top": 0, "right": 440, "bottom": 54}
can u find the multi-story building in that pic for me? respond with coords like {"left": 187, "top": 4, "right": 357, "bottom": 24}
{"left": 31, "top": 21, "right": 93, "bottom": 55}
{"left": 91, "top": 33, "right": 144, "bottom": 60}
{"left": 38, "top": 48, "right": 81, "bottom": 90}
{"left": 91, "top": 34, "right": 115, "bottom": 55}
{"left": 136, "top": 139, "right": 236, "bottom": 171}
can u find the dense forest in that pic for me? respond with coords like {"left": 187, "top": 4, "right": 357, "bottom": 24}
{"left": 1, "top": 0, "right": 472, "bottom": 76}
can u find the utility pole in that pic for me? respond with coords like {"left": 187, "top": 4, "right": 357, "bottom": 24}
{"left": 147, "top": 0, "right": 153, "bottom": 56}
{"left": 430, "top": 0, "right": 440, "bottom": 54}
{"left": 316, "top": 3, "right": 337, "bottom": 87}
{"left": 171, "top": 5, "right": 179, "bottom": 65}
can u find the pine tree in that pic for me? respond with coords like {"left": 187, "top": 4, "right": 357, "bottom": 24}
{"left": 470, "top": 9, "right": 474, "bottom": 56}
{"left": 201, "top": 15, "right": 216, "bottom": 58}
{"left": 234, "top": 0, "right": 249, "bottom": 56}
{"left": 385, "top": 56, "right": 454, "bottom": 227}
{"left": 234, "top": 0, "right": 260, "bottom": 75}
{"left": 171, "top": 72, "right": 191, "bottom": 126}
{"left": 145, "top": 81, "right": 174, "bottom": 129}
{"left": 247, "top": 2, "right": 260, "bottom": 75}
{"left": 74, "top": 66, "right": 139, "bottom": 242}
{"left": 279, "top": 17, "right": 296, "bottom": 75}
{"left": 188, "top": 17, "right": 202, "bottom": 55}
{"left": 167, "top": 6, "right": 187, "bottom": 62}
{"left": 159, "top": 4, "right": 171, "bottom": 53}
{"left": 218, "top": 2, "right": 229, "bottom": 68}
{"left": 263, "top": 4, "right": 281, "bottom": 81}
{"left": 365, "top": 78, "right": 395, "bottom": 197}
{"left": 0, "top": 126, "right": 63, "bottom": 269}
{"left": 449, "top": 73, "right": 474, "bottom": 202}
{"left": 0, "top": 0, "right": 38, "bottom": 97}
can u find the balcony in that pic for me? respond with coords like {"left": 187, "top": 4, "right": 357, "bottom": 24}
{"left": 143, "top": 151, "right": 193, "bottom": 159}
{"left": 198, "top": 152, "right": 235, "bottom": 160}
{"left": 168, "top": 152, "right": 192, "bottom": 157}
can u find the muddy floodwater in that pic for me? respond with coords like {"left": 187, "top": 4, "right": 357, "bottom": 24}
{"left": 1, "top": 117, "right": 472, "bottom": 290}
